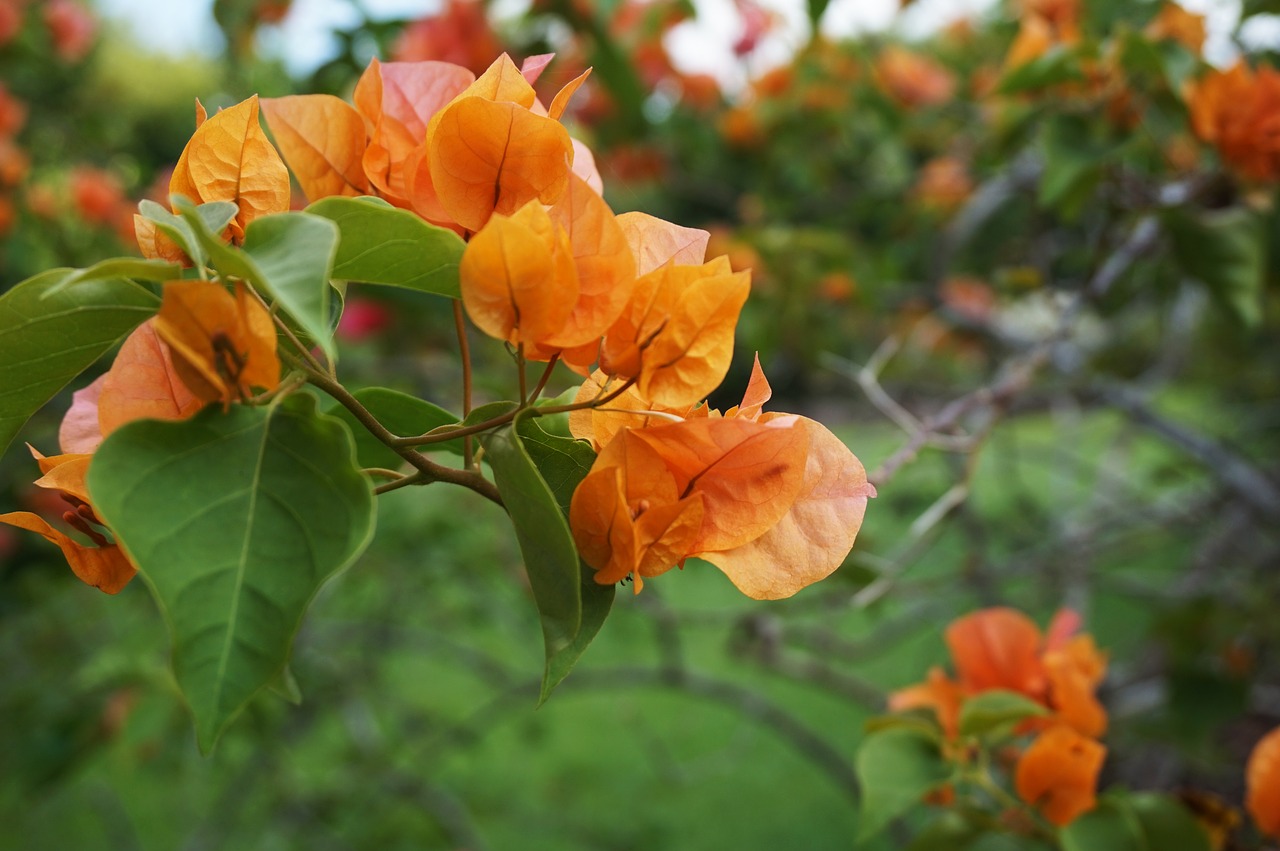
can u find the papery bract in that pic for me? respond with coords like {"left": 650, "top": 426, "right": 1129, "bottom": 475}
{"left": 599, "top": 256, "right": 750, "bottom": 409}
{"left": 0, "top": 449, "right": 135, "bottom": 594}
{"left": 260, "top": 94, "right": 371, "bottom": 202}
{"left": 1247, "top": 726, "right": 1280, "bottom": 839}
{"left": 1042, "top": 635, "right": 1108, "bottom": 738}
{"left": 616, "top": 211, "right": 709, "bottom": 275}
{"left": 460, "top": 200, "right": 578, "bottom": 346}
{"left": 570, "top": 415, "right": 811, "bottom": 596}
{"left": 97, "top": 319, "right": 204, "bottom": 438}
{"left": 701, "top": 412, "right": 874, "bottom": 599}
{"left": 525, "top": 173, "right": 635, "bottom": 369}
{"left": 355, "top": 58, "right": 474, "bottom": 207}
{"left": 946, "top": 607, "right": 1048, "bottom": 697}
{"left": 169, "top": 95, "right": 290, "bottom": 242}
{"left": 59, "top": 375, "right": 106, "bottom": 455}
{"left": 153, "top": 281, "right": 280, "bottom": 407}
{"left": 1014, "top": 724, "right": 1105, "bottom": 826}
{"left": 427, "top": 95, "right": 574, "bottom": 233}
{"left": 888, "top": 667, "right": 964, "bottom": 739}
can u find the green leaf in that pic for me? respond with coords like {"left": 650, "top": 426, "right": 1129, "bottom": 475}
{"left": 517, "top": 416, "right": 595, "bottom": 514}
{"left": 43, "top": 258, "right": 184, "bottom": 298}
{"left": 1128, "top": 792, "right": 1213, "bottom": 851}
{"left": 1061, "top": 799, "right": 1144, "bottom": 851}
{"left": 87, "top": 397, "right": 375, "bottom": 752}
{"left": 324, "top": 387, "right": 460, "bottom": 469}
{"left": 138, "top": 198, "right": 238, "bottom": 268}
{"left": 483, "top": 418, "right": 589, "bottom": 703}
{"left": 268, "top": 665, "right": 303, "bottom": 705}
{"left": 863, "top": 712, "right": 943, "bottom": 738}
{"left": 0, "top": 270, "right": 158, "bottom": 456}
{"left": 855, "top": 727, "right": 953, "bottom": 844}
{"left": 957, "top": 689, "right": 1050, "bottom": 739}
{"left": 515, "top": 416, "right": 612, "bottom": 700}
{"left": 1039, "top": 115, "right": 1110, "bottom": 218}
{"left": 806, "top": 0, "right": 831, "bottom": 29}
{"left": 1163, "top": 207, "right": 1265, "bottom": 327}
{"left": 175, "top": 200, "right": 341, "bottom": 359}
{"left": 1243, "top": 0, "right": 1280, "bottom": 19}
{"left": 306, "top": 196, "right": 465, "bottom": 298}
{"left": 905, "top": 811, "right": 986, "bottom": 851}
{"left": 998, "top": 46, "right": 1086, "bottom": 95}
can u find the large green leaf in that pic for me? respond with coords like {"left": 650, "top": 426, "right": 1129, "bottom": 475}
{"left": 1164, "top": 206, "right": 1264, "bottom": 327}
{"left": 324, "top": 387, "right": 461, "bottom": 469}
{"left": 483, "top": 419, "right": 588, "bottom": 701}
{"left": 175, "top": 200, "right": 341, "bottom": 359}
{"left": 87, "top": 397, "right": 375, "bottom": 752}
{"left": 0, "top": 270, "right": 158, "bottom": 456}
{"left": 517, "top": 416, "right": 613, "bottom": 701}
{"left": 306, "top": 196, "right": 465, "bottom": 298}
{"left": 855, "top": 727, "right": 953, "bottom": 844}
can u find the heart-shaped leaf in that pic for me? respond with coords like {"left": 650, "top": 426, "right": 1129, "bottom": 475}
{"left": 87, "top": 397, "right": 375, "bottom": 752}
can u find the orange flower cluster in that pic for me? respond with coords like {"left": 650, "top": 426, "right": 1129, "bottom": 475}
{"left": 391, "top": 0, "right": 503, "bottom": 76}
{"left": 1188, "top": 61, "right": 1280, "bottom": 182}
{"left": 1, "top": 279, "right": 281, "bottom": 593}
{"left": 422, "top": 72, "right": 876, "bottom": 598}
{"left": 874, "top": 45, "right": 956, "bottom": 110}
{"left": 258, "top": 54, "right": 594, "bottom": 236}
{"left": 1248, "top": 725, "right": 1280, "bottom": 840}
{"left": 890, "top": 607, "right": 1108, "bottom": 825}
{"left": 567, "top": 357, "right": 875, "bottom": 599}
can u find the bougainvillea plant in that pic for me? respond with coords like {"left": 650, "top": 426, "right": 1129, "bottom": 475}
{"left": 0, "top": 53, "right": 874, "bottom": 751}
{"left": 861, "top": 606, "right": 1276, "bottom": 849}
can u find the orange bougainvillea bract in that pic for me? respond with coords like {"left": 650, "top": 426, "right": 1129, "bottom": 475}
{"left": 0, "top": 449, "right": 136, "bottom": 594}
{"left": 569, "top": 357, "right": 875, "bottom": 599}
{"left": 259, "top": 94, "right": 371, "bottom": 202}
{"left": 167, "top": 95, "right": 290, "bottom": 242}
{"left": 1015, "top": 724, "right": 1106, "bottom": 826}
{"left": 153, "top": 281, "right": 280, "bottom": 408}
{"left": 1189, "top": 61, "right": 1280, "bottom": 182}
{"left": 891, "top": 606, "right": 1108, "bottom": 738}
{"left": 1247, "top": 725, "right": 1280, "bottom": 839}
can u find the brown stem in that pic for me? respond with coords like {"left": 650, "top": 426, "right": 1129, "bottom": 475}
{"left": 529, "top": 355, "right": 559, "bottom": 404}
{"left": 301, "top": 362, "right": 504, "bottom": 507}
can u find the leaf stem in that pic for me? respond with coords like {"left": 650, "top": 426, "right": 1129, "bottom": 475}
{"left": 296, "top": 358, "right": 503, "bottom": 507}
{"left": 517, "top": 343, "right": 528, "bottom": 405}
{"left": 529, "top": 355, "right": 559, "bottom": 404}
{"left": 453, "top": 300, "right": 474, "bottom": 468}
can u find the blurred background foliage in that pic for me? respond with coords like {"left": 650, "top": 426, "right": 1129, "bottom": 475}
{"left": 1, "top": 0, "right": 1278, "bottom": 847}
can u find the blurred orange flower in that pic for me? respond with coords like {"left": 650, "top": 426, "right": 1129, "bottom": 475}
{"left": 1145, "top": 2, "right": 1206, "bottom": 55}
{"left": 1247, "top": 726, "right": 1280, "bottom": 839}
{"left": 391, "top": 0, "right": 503, "bottom": 76}
{"left": 875, "top": 45, "right": 956, "bottom": 109}
{"left": 1188, "top": 61, "right": 1280, "bottom": 182}
{"left": 0, "top": 448, "right": 136, "bottom": 594}
{"left": 891, "top": 607, "right": 1108, "bottom": 738}
{"left": 1014, "top": 724, "right": 1105, "bottom": 826}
